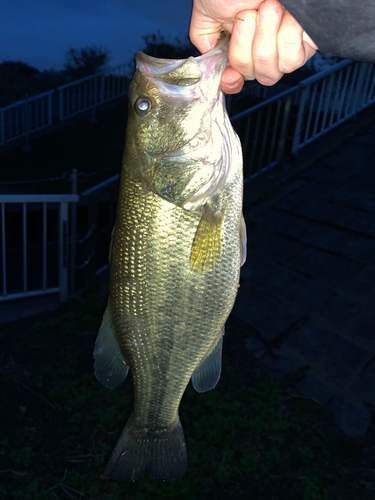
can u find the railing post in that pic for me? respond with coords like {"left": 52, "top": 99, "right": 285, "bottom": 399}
{"left": 101, "top": 74, "right": 105, "bottom": 103}
{"left": 59, "top": 88, "right": 63, "bottom": 121}
{"left": 91, "top": 75, "right": 98, "bottom": 123}
{"left": 1, "top": 202, "right": 7, "bottom": 297}
{"left": 0, "top": 109, "right": 4, "bottom": 147}
{"left": 59, "top": 201, "right": 69, "bottom": 302}
{"left": 86, "top": 196, "right": 98, "bottom": 289}
{"left": 351, "top": 62, "right": 367, "bottom": 115}
{"left": 23, "top": 93, "right": 32, "bottom": 152}
{"left": 276, "top": 94, "right": 292, "bottom": 163}
{"left": 291, "top": 86, "right": 308, "bottom": 155}
{"left": 48, "top": 92, "right": 53, "bottom": 126}
{"left": 69, "top": 169, "right": 78, "bottom": 293}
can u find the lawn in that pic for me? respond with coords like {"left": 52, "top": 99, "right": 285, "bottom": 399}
{"left": 1, "top": 293, "right": 374, "bottom": 499}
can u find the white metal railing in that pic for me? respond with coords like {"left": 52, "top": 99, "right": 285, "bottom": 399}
{"left": 58, "top": 63, "right": 129, "bottom": 121}
{"left": 0, "top": 64, "right": 290, "bottom": 149}
{"left": 0, "top": 90, "right": 54, "bottom": 147}
{"left": 77, "top": 174, "right": 119, "bottom": 282}
{"left": 226, "top": 81, "right": 289, "bottom": 115}
{"left": 242, "top": 81, "right": 290, "bottom": 100}
{"left": 292, "top": 60, "right": 375, "bottom": 151}
{"left": 231, "top": 59, "right": 375, "bottom": 180}
{"left": 3, "top": 58, "right": 375, "bottom": 303}
{"left": 0, "top": 63, "right": 129, "bottom": 148}
{"left": 0, "top": 194, "right": 79, "bottom": 302}
{"left": 2, "top": 58, "right": 375, "bottom": 155}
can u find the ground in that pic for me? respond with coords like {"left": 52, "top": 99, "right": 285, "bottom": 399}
{"left": 1, "top": 294, "right": 374, "bottom": 500}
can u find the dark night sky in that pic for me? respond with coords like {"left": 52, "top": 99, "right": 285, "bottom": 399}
{"left": 0, "top": 0, "right": 193, "bottom": 71}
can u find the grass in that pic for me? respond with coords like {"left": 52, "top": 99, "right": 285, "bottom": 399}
{"left": 0, "top": 293, "right": 374, "bottom": 500}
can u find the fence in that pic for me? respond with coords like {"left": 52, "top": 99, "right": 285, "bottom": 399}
{"left": 226, "top": 81, "right": 289, "bottom": 115}
{"left": 58, "top": 63, "right": 129, "bottom": 121}
{"left": 0, "top": 194, "right": 79, "bottom": 302}
{"left": 2, "top": 58, "right": 375, "bottom": 302}
{"left": 77, "top": 175, "right": 119, "bottom": 284}
{"left": 231, "top": 59, "right": 375, "bottom": 179}
{"left": 0, "top": 63, "right": 288, "bottom": 149}
{"left": 0, "top": 91, "right": 54, "bottom": 148}
{"left": 0, "top": 63, "right": 129, "bottom": 148}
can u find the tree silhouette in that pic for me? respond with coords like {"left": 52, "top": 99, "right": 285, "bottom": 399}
{"left": 0, "top": 60, "right": 40, "bottom": 104}
{"left": 140, "top": 31, "right": 198, "bottom": 59}
{"left": 64, "top": 45, "right": 110, "bottom": 79}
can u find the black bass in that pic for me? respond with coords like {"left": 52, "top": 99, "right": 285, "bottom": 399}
{"left": 94, "top": 32, "right": 246, "bottom": 482}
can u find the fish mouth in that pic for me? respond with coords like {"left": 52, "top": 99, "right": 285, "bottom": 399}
{"left": 135, "top": 31, "right": 230, "bottom": 80}
{"left": 137, "top": 32, "right": 230, "bottom": 159}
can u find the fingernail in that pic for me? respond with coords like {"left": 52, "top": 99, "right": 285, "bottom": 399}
{"left": 222, "top": 80, "right": 244, "bottom": 94}
{"left": 225, "top": 82, "right": 241, "bottom": 90}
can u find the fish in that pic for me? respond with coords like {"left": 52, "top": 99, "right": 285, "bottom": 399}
{"left": 93, "top": 31, "right": 246, "bottom": 482}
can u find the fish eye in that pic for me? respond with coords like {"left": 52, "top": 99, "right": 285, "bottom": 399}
{"left": 135, "top": 97, "right": 151, "bottom": 116}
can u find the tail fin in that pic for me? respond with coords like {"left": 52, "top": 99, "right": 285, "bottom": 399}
{"left": 105, "top": 414, "right": 187, "bottom": 481}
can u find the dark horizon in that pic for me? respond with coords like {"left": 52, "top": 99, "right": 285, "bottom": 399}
{"left": 0, "top": 0, "right": 192, "bottom": 71}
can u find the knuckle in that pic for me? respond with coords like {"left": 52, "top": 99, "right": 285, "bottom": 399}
{"left": 277, "top": 36, "right": 305, "bottom": 70}
{"left": 230, "top": 57, "right": 254, "bottom": 77}
{"left": 278, "top": 52, "right": 305, "bottom": 73}
{"left": 254, "top": 52, "right": 274, "bottom": 67}
{"left": 229, "top": 47, "right": 253, "bottom": 68}
{"left": 256, "top": 74, "right": 281, "bottom": 86}
{"left": 231, "top": 57, "right": 253, "bottom": 72}
{"left": 279, "top": 38, "right": 300, "bottom": 53}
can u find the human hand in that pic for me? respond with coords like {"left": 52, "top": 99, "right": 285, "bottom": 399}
{"left": 189, "top": 0, "right": 318, "bottom": 93}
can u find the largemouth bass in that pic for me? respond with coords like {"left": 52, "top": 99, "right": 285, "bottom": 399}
{"left": 94, "top": 32, "right": 246, "bottom": 482}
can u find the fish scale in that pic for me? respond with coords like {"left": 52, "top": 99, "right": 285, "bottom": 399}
{"left": 112, "top": 174, "right": 239, "bottom": 417}
{"left": 93, "top": 32, "right": 245, "bottom": 481}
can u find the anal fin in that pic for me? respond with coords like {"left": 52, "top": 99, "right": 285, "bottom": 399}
{"left": 94, "top": 301, "right": 129, "bottom": 389}
{"left": 192, "top": 328, "right": 224, "bottom": 393}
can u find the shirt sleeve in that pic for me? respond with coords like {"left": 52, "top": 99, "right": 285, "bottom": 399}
{"left": 282, "top": 0, "right": 375, "bottom": 62}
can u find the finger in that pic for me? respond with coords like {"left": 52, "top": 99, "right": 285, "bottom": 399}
{"left": 220, "top": 67, "right": 245, "bottom": 94}
{"left": 189, "top": 8, "right": 224, "bottom": 54}
{"left": 228, "top": 10, "right": 257, "bottom": 81}
{"left": 277, "top": 10, "right": 316, "bottom": 73}
{"left": 303, "top": 31, "right": 318, "bottom": 51}
{"left": 252, "top": 0, "right": 284, "bottom": 85}
{"left": 189, "top": 2, "right": 235, "bottom": 54}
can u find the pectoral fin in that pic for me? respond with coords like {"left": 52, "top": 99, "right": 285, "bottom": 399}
{"left": 190, "top": 204, "right": 224, "bottom": 272}
{"left": 240, "top": 214, "right": 247, "bottom": 266}
{"left": 93, "top": 301, "right": 129, "bottom": 389}
{"left": 191, "top": 329, "right": 224, "bottom": 393}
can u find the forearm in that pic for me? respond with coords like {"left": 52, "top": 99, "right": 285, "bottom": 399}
{"left": 282, "top": 0, "right": 375, "bottom": 61}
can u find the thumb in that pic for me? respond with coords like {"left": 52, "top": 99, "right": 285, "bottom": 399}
{"left": 189, "top": 6, "right": 223, "bottom": 54}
